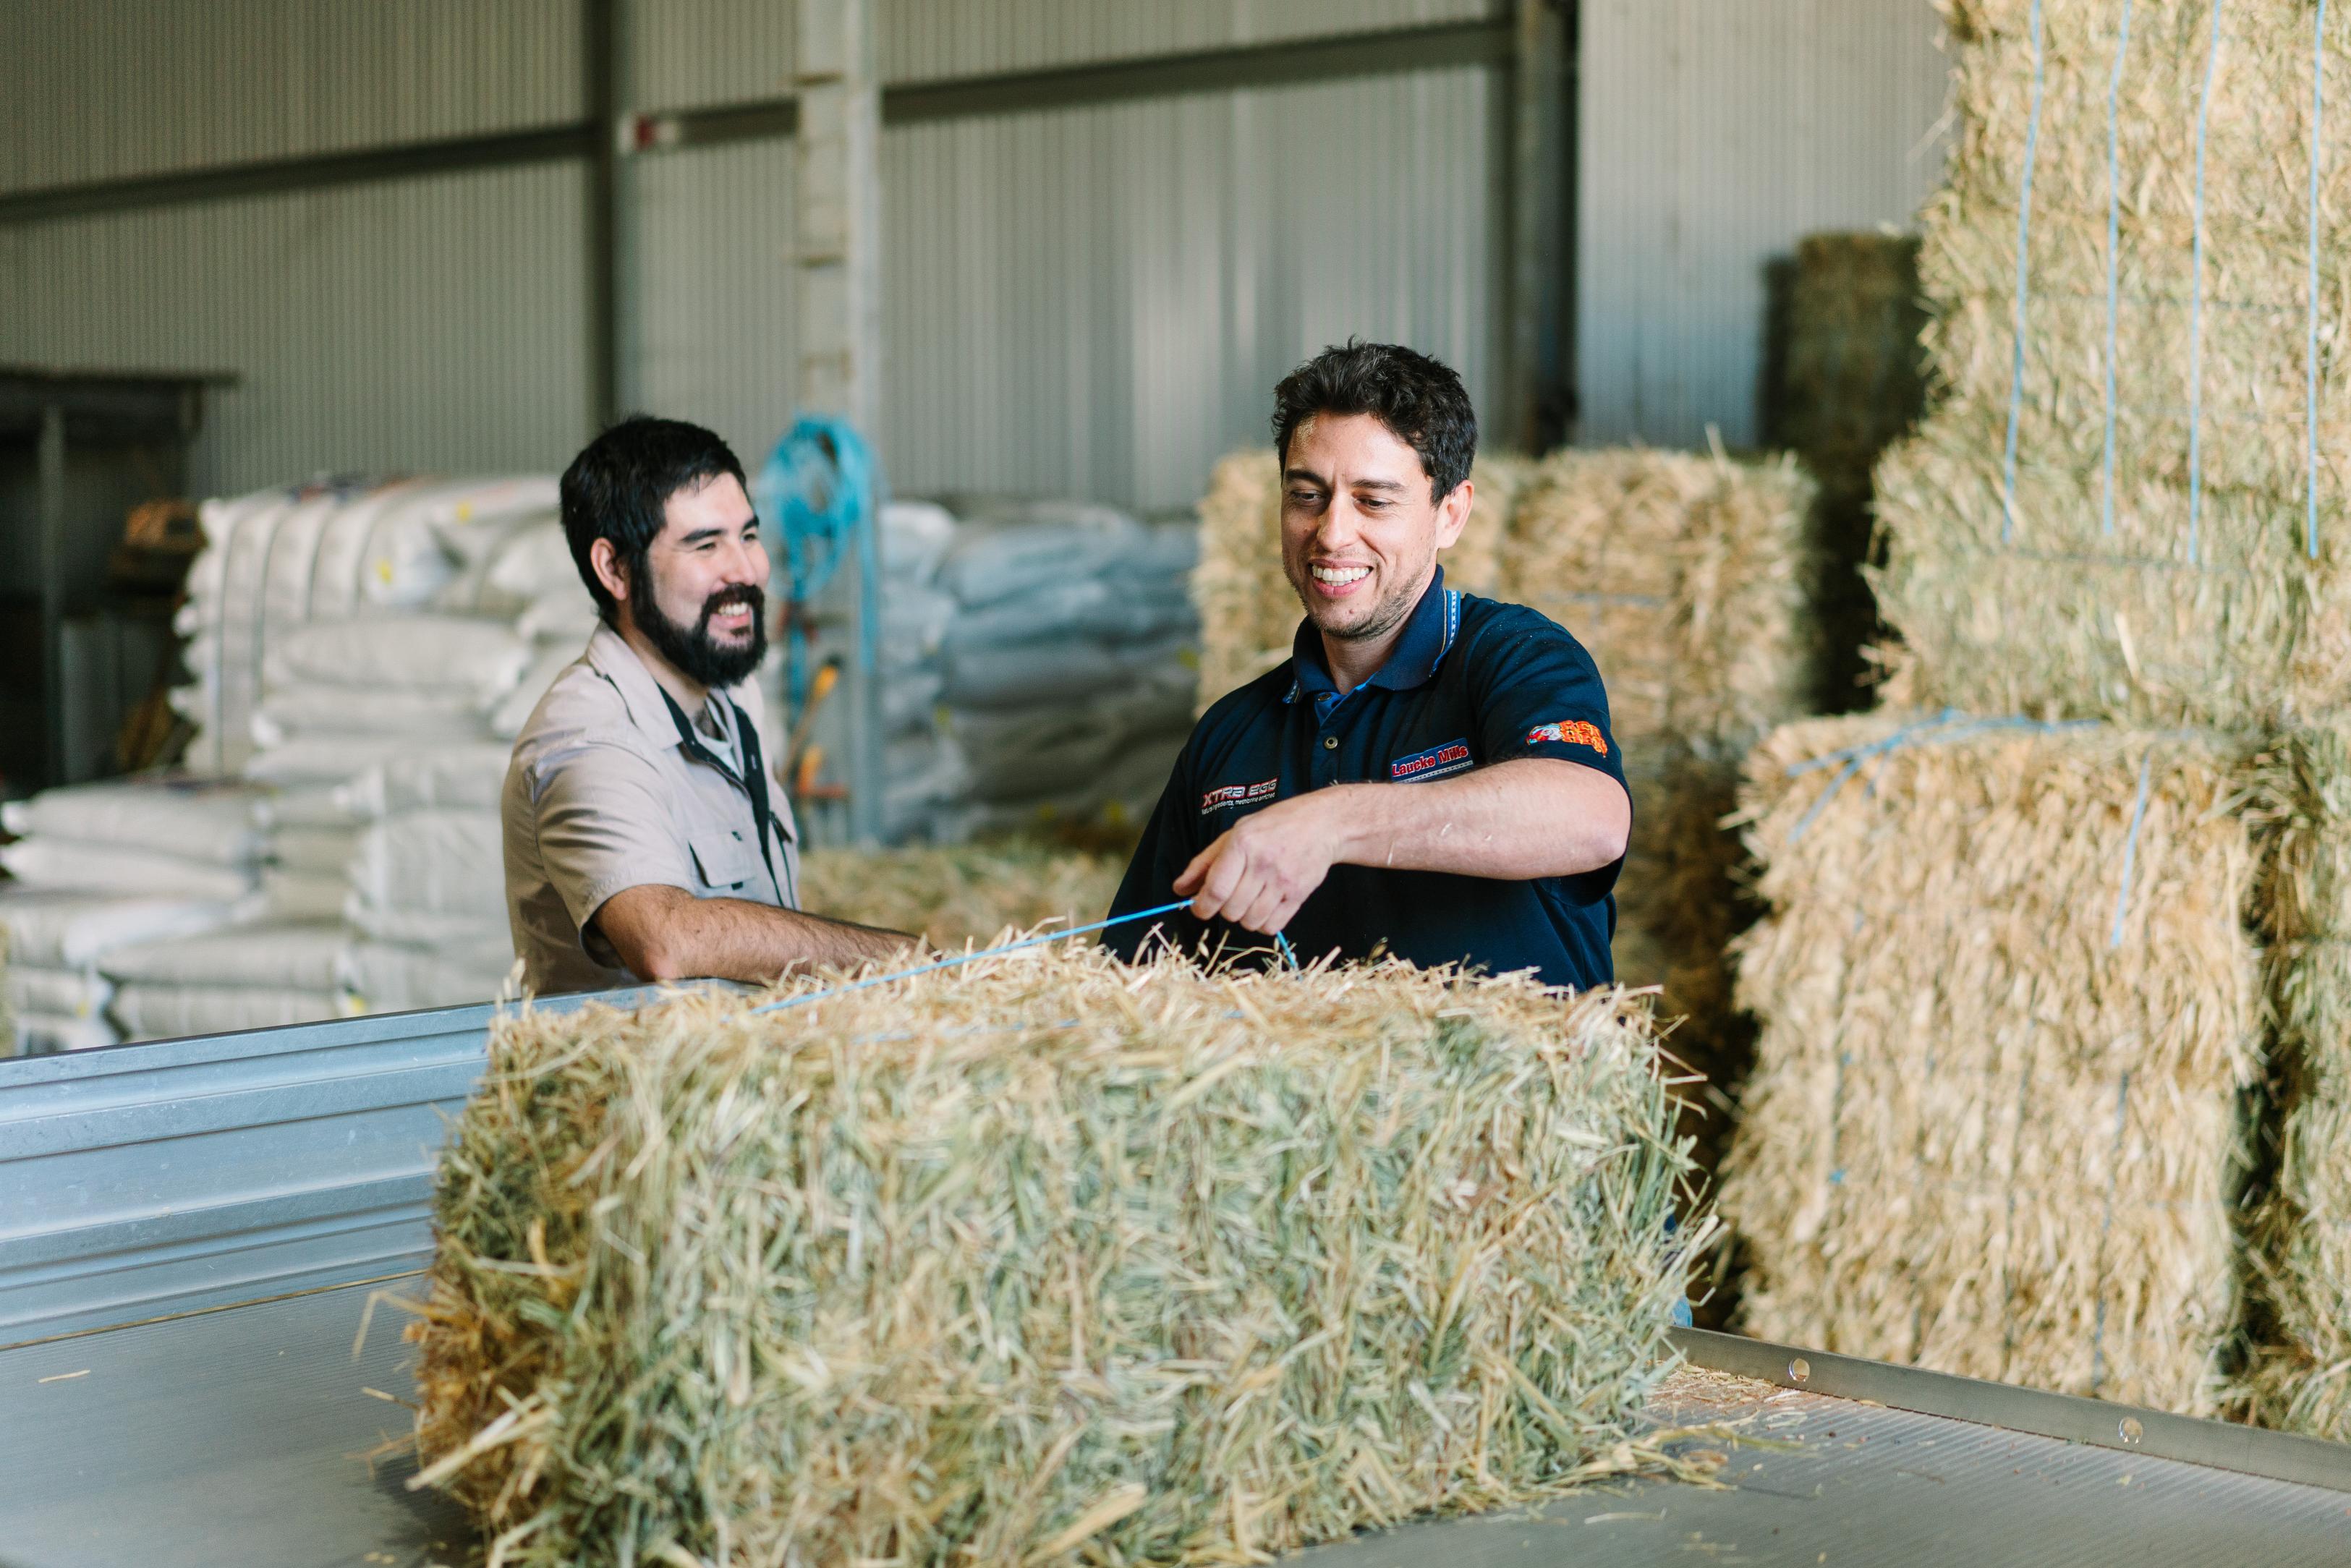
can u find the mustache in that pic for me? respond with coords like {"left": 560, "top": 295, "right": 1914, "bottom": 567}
{"left": 698, "top": 584, "right": 764, "bottom": 629}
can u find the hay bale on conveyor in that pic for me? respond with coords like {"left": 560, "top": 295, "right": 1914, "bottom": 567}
{"left": 410, "top": 950, "right": 1701, "bottom": 1565}
{"left": 1870, "top": 0, "right": 2351, "bottom": 729}
{"left": 796, "top": 843, "right": 1126, "bottom": 952}
{"left": 1720, "top": 712, "right": 2259, "bottom": 1413}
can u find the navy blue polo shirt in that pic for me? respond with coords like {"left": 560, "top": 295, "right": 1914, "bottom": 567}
{"left": 1104, "top": 567, "right": 1628, "bottom": 989}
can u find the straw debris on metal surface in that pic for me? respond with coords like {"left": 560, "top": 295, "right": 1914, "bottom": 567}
{"left": 1720, "top": 712, "right": 2259, "bottom": 1413}
{"left": 410, "top": 949, "right": 1704, "bottom": 1566}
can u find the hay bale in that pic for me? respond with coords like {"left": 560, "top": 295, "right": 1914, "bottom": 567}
{"left": 410, "top": 950, "right": 1701, "bottom": 1565}
{"left": 1720, "top": 712, "right": 2259, "bottom": 1413}
{"left": 1500, "top": 448, "right": 1816, "bottom": 750}
{"left": 1774, "top": 231, "right": 1927, "bottom": 711}
{"left": 1777, "top": 231, "right": 1928, "bottom": 506}
{"left": 2240, "top": 724, "right": 2351, "bottom": 1436}
{"left": 1500, "top": 447, "right": 1816, "bottom": 1114}
{"left": 796, "top": 843, "right": 1126, "bottom": 952}
{"left": 1189, "top": 450, "right": 1526, "bottom": 712}
{"left": 1869, "top": 0, "right": 2351, "bottom": 728}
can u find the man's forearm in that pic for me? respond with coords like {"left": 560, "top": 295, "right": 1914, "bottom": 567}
{"left": 595, "top": 884, "right": 918, "bottom": 984}
{"left": 1320, "top": 757, "right": 1629, "bottom": 879}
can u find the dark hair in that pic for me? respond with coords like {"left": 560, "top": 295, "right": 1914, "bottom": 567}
{"left": 560, "top": 415, "right": 749, "bottom": 625}
{"left": 1271, "top": 340, "right": 1477, "bottom": 501}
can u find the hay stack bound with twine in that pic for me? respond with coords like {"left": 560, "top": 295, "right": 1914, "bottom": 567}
{"left": 796, "top": 843, "right": 1125, "bottom": 953}
{"left": 1871, "top": 0, "right": 2351, "bottom": 729}
{"left": 410, "top": 949, "right": 1701, "bottom": 1565}
{"left": 1189, "top": 449, "right": 1527, "bottom": 711}
{"left": 1775, "top": 231, "right": 1926, "bottom": 710}
{"left": 1500, "top": 446, "right": 1817, "bottom": 1169}
{"left": 2240, "top": 724, "right": 2351, "bottom": 1436}
{"left": 1720, "top": 713, "right": 2260, "bottom": 1413}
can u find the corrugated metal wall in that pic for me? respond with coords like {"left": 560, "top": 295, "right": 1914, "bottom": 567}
{"left": 628, "top": 0, "right": 1492, "bottom": 111}
{"left": 4, "top": 0, "right": 1505, "bottom": 504}
{"left": 0, "top": 0, "right": 582, "bottom": 193}
{"left": 1576, "top": 0, "right": 1950, "bottom": 449}
{"left": 880, "top": 69, "right": 1495, "bottom": 511}
{"left": 633, "top": 68, "right": 1497, "bottom": 515}
{"left": 0, "top": 164, "right": 592, "bottom": 497}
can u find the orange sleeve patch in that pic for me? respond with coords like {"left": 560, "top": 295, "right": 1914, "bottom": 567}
{"left": 1526, "top": 719, "right": 1608, "bottom": 757}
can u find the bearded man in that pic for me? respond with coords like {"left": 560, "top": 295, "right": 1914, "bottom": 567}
{"left": 1103, "top": 342, "right": 1631, "bottom": 989}
{"left": 503, "top": 416, "right": 915, "bottom": 992}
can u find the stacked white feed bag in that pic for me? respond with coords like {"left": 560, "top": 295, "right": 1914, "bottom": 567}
{"left": 0, "top": 777, "right": 271, "bottom": 1049}
{"left": 871, "top": 502, "right": 967, "bottom": 843}
{"left": 0, "top": 886, "right": 244, "bottom": 1052}
{"left": 175, "top": 477, "right": 560, "bottom": 775}
{"left": 339, "top": 746, "right": 519, "bottom": 1010}
{"left": 99, "top": 923, "right": 360, "bottom": 1040}
{"left": 930, "top": 501, "right": 1199, "bottom": 838}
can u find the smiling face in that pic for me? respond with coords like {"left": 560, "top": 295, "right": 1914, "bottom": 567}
{"left": 1280, "top": 412, "right": 1470, "bottom": 656}
{"left": 594, "top": 472, "right": 770, "bottom": 692}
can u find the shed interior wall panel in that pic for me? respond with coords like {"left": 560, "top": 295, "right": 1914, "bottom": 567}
{"left": 0, "top": 166, "right": 593, "bottom": 495}
{"left": 0, "top": 0, "right": 584, "bottom": 196}
{"left": 1576, "top": 0, "right": 1950, "bottom": 450}
{"left": 626, "top": 0, "right": 1497, "bottom": 113}
{"left": 879, "top": 68, "right": 1495, "bottom": 514}
{"left": 627, "top": 138, "right": 801, "bottom": 472}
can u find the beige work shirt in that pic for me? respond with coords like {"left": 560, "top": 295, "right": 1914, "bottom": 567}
{"left": 504, "top": 623, "right": 801, "bottom": 994}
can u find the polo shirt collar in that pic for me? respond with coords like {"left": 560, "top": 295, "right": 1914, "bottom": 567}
{"left": 1286, "top": 566, "right": 1461, "bottom": 705}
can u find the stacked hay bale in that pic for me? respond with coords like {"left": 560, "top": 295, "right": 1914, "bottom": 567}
{"left": 1501, "top": 448, "right": 1817, "bottom": 1168}
{"left": 411, "top": 950, "right": 1701, "bottom": 1565}
{"left": 1725, "top": 0, "right": 2351, "bottom": 1415}
{"left": 796, "top": 842, "right": 1125, "bottom": 950}
{"left": 1773, "top": 231, "right": 1927, "bottom": 708}
{"left": 2242, "top": 726, "right": 2351, "bottom": 1436}
{"left": 1722, "top": 715, "right": 2258, "bottom": 1412}
{"left": 1869, "top": 0, "right": 2351, "bottom": 728}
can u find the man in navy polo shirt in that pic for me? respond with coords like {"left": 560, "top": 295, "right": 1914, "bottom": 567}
{"left": 1103, "top": 341, "right": 1631, "bottom": 990}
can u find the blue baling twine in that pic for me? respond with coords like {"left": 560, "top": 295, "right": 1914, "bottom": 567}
{"left": 2186, "top": 1, "right": 2225, "bottom": 567}
{"left": 1999, "top": 0, "right": 2049, "bottom": 546}
{"left": 2109, "top": 749, "right": 2156, "bottom": 949}
{"left": 2310, "top": 0, "right": 2330, "bottom": 562}
{"left": 1785, "top": 713, "right": 2103, "bottom": 850}
{"left": 2102, "top": 0, "right": 2133, "bottom": 537}
{"left": 752, "top": 899, "right": 1295, "bottom": 1013}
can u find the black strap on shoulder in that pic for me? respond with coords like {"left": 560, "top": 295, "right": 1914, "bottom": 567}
{"left": 658, "top": 685, "right": 788, "bottom": 908}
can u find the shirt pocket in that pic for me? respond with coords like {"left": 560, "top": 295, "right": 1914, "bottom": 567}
{"left": 689, "top": 828, "right": 761, "bottom": 893}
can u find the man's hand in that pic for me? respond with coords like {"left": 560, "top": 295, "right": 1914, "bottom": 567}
{"left": 1174, "top": 792, "right": 1343, "bottom": 935}
{"left": 1172, "top": 758, "right": 1628, "bottom": 938}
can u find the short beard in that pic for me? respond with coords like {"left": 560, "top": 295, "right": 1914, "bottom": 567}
{"left": 1288, "top": 555, "right": 1429, "bottom": 644}
{"left": 634, "top": 581, "right": 768, "bottom": 689}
